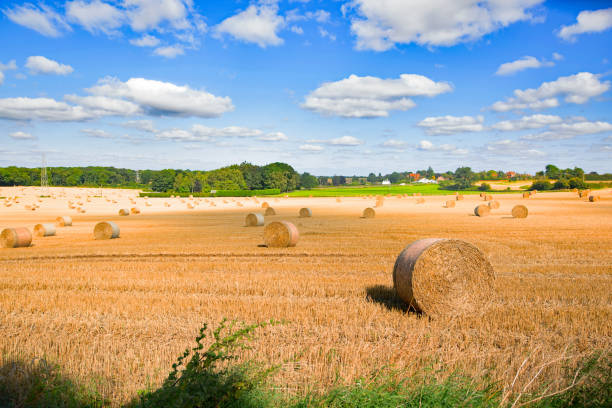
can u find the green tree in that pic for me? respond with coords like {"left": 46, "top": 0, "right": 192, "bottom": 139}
{"left": 300, "top": 172, "right": 318, "bottom": 189}
{"left": 453, "top": 167, "right": 477, "bottom": 189}
{"left": 545, "top": 164, "right": 560, "bottom": 179}
{"left": 151, "top": 169, "right": 176, "bottom": 192}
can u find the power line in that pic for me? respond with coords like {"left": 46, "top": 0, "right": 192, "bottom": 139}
{"left": 41, "top": 153, "right": 49, "bottom": 196}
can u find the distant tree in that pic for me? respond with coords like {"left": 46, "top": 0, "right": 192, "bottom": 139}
{"left": 300, "top": 172, "right": 318, "bottom": 189}
{"left": 367, "top": 173, "right": 377, "bottom": 183}
{"left": 331, "top": 175, "right": 342, "bottom": 186}
{"left": 530, "top": 180, "right": 552, "bottom": 190}
{"left": 478, "top": 183, "right": 491, "bottom": 191}
{"left": 553, "top": 179, "right": 569, "bottom": 190}
{"left": 425, "top": 166, "right": 434, "bottom": 179}
{"left": 545, "top": 164, "right": 560, "bottom": 179}
{"left": 453, "top": 167, "right": 477, "bottom": 189}
{"left": 151, "top": 169, "right": 176, "bottom": 192}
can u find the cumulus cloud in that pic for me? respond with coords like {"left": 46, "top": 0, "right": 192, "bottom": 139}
{"left": 259, "top": 132, "right": 288, "bottom": 141}
{"left": 491, "top": 72, "right": 610, "bottom": 112}
{"left": 381, "top": 139, "right": 407, "bottom": 148}
{"left": 558, "top": 8, "right": 612, "bottom": 42}
{"left": 156, "top": 125, "right": 286, "bottom": 142}
{"left": 66, "top": 0, "right": 125, "bottom": 35}
{"left": 81, "top": 128, "right": 114, "bottom": 138}
{"left": 122, "top": 119, "right": 156, "bottom": 132}
{"left": 215, "top": 4, "right": 285, "bottom": 48}
{"left": 329, "top": 135, "right": 362, "bottom": 146}
{"left": 0, "top": 60, "right": 17, "bottom": 85}
{"left": 3, "top": 3, "right": 70, "bottom": 37}
{"left": 417, "top": 115, "right": 484, "bottom": 135}
{"left": 552, "top": 52, "right": 564, "bottom": 61}
{"left": 302, "top": 74, "right": 452, "bottom": 118}
{"left": 345, "top": 0, "right": 544, "bottom": 51}
{"left": 495, "top": 56, "right": 554, "bottom": 76}
{"left": 299, "top": 144, "right": 323, "bottom": 151}
{"left": 417, "top": 140, "right": 468, "bottom": 155}
{"left": 153, "top": 45, "right": 185, "bottom": 58}
{"left": 64, "top": 94, "right": 141, "bottom": 116}
{"left": 9, "top": 131, "right": 35, "bottom": 140}
{"left": 492, "top": 114, "right": 563, "bottom": 131}
{"left": 0, "top": 97, "right": 92, "bottom": 121}
{"left": 485, "top": 139, "right": 544, "bottom": 157}
{"left": 87, "top": 77, "right": 234, "bottom": 117}
{"left": 522, "top": 120, "right": 612, "bottom": 140}
{"left": 26, "top": 56, "right": 74, "bottom": 75}
{"left": 130, "top": 34, "right": 160, "bottom": 47}
{"left": 125, "top": 0, "right": 192, "bottom": 32}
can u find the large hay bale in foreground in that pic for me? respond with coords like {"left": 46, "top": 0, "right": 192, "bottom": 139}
{"left": 474, "top": 205, "right": 490, "bottom": 217}
{"left": 445, "top": 200, "right": 455, "bottom": 208}
{"left": 119, "top": 208, "right": 129, "bottom": 216}
{"left": 264, "top": 207, "right": 276, "bottom": 216}
{"left": 94, "top": 221, "right": 120, "bottom": 240}
{"left": 488, "top": 200, "right": 500, "bottom": 209}
{"left": 1, "top": 227, "right": 32, "bottom": 248}
{"left": 393, "top": 238, "right": 494, "bottom": 316}
{"left": 299, "top": 207, "right": 312, "bottom": 218}
{"left": 512, "top": 205, "right": 528, "bottom": 218}
{"left": 362, "top": 207, "right": 375, "bottom": 218}
{"left": 34, "top": 223, "right": 56, "bottom": 237}
{"left": 245, "top": 213, "right": 264, "bottom": 227}
{"left": 589, "top": 195, "right": 600, "bottom": 202}
{"left": 264, "top": 221, "right": 299, "bottom": 248}
{"left": 56, "top": 216, "right": 72, "bottom": 227}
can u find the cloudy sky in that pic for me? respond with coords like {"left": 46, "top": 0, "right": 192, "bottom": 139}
{"left": 1, "top": 0, "right": 611, "bottom": 174}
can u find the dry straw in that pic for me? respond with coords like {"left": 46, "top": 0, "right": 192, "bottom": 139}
{"left": 484, "top": 194, "right": 493, "bottom": 201}
{"left": 245, "top": 213, "right": 264, "bottom": 227}
{"left": 34, "top": 223, "right": 56, "bottom": 237}
{"left": 512, "top": 205, "right": 528, "bottom": 218}
{"left": 264, "top": 207, "right": 276, "bottom": 216}
{"left": 488, "top": 201, "right": 500, "bottom": 209}
{"left": 336, "top": 198, "right": 342, "bottom": 203}
{"left": 522, "top": 192, "right": 530, "bottom": 199}
{"left": 1, "top": 227, "right": 32, "bottom": 248}
{"left": 261, "top": 202, "right": 269, "bottom": 209}
{"left": 456, "top": 195, "right": 464, "bottom": 201}
{"left": 416, "top": 198, "right": 425, "bottom": 204}
{"left": 474, "top": 204, "right": 490, "bottom": 217}
{"left": 130, "top": 207, "right": 140, "bottom": 215}
{"left": 94, "top": 221, "right": 120, "bottom": 240}
{"left": 299, "top": 207, "right": 312, "bottom": 218}
{"left": 445, "top": 200, "right": 455, "bottom": 208}
{"left": 263, "top": 221, "right": 299, "bottom": 247}
{"left": 362, "top": 207, "right": 375, "bottom": 218}
{"left": 392, "top": 238, "right": 494, "bottom": 316}
{"left": 589, "top": 195, "right": 600, "bottom": 202}
{"left": 118, "top": 208, "right": 129, "bottom": 216}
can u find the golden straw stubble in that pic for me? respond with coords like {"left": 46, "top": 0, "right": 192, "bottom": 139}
{"left": 263, "top": 221, "right": 299, "bottom": 247}
{"left": 393, "top": 238, "right": 495, "bottom": 316}
{"left": 94, "top": 221, "right": 120, "bottom": 240}
{"left": 1, "top": 227, "right": 32, "bottom": 248}
{"left": 511, "top": 205, "right": 528, "bottom": 218}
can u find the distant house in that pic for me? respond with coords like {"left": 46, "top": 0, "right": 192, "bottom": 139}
{"left": 506, "top": 171, "right": 516, "bottom": 178}
{"left": 327, "top": 178, "right": 333, "bottom": 185}
{"left": 382, "top": 179, "right": 391, "bottom": 185}
{"left": 345, "top": 177, "right": 353, "bottom": 184}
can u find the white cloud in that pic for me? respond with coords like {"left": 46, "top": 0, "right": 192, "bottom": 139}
{"left": 215, "top": 4, "right": 285, "bottom": 48}
{"left": 319, "top": 27, "right": 336, "bottom": 40}
{"left": 558, "top": 8, "right": 612, "bottom": 42}
{"left": 417, "top": 140, "right": 467, "bottom": 155}
{"left": 417, "top": 115, "right": 484, "bottom": 135}
{"left": 329, "top": 135, "right": 362, "bottom": 146}
{"left": 130, "top": 34, "right": 160, "bottom": 47}
{"left": 308, "top": 10, "right": 330, "bottom": 23}
{"left": 25, "top": 56, "right": 74, "bottom": 75}
{"left": 0, "top": 97, "right": 92, "bottom": 121}
{"left": 299, "top": 144, "right": 323, "bottom": 151}
{"left": 290, "top": 25, "right": 304, "bottom": 35}
{"left": 64, "top": 94, "right": 142, "bottom": 116}
{"left": 492, "top": 114, "right": 563, "bottom": 131}
{"left": 485, "top": 139, "right": 544, "bottom": 157}
{"left": 522, "top": 120, "right": 612, "bottom": 140}
{"left": 552, "top": 52, "right": 563, "bottom": 61}
{"left": 156, "top": 128, "right": 195, "bottom": 141}
{"left": 87, "top": 77, "right": 234, "bottom": 117}
{"left": 381, "top": 139, "right": 407, "bottom": 148}
{"left": 66, "top": 0, "right": 125, "bottom": 35}
{"left": 259, "top": 132, "right": 288, "bottom": 141}
{"left": 81, "top": 128, "right": 114, "bottom": 138}
{"left": 491, "top": 72, "right": 610, "bottom": 112}
{"left": 495, "top": 56, "right": 553, "bottom": 76}
{"left": 153, "top": 45, "right": 185, "bottom": 58}
{"left": 345, "top": 0, "right": 544, "bottom": 51}
{"left": 0, "top": 60, "right": 17, "bottom": 86}
{"left": 4, "top": 3, "right": 70, "bottom": 37}
{"left": 302, "top": 74, "right": 452, "bottom": 118}
{"left": 9, "top": 131, "right": 35, "bottom": 140}
{"left": 125, "top": 0, "right": 191, "bottom": 32}
{"left": 122, "top": 119, "right": 156, "bottom": 132}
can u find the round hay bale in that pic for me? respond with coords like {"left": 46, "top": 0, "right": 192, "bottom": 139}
{"left": 263, "top": 221, "right": 299, "bottom": 248}
{"left": 265, "top": 207, "right": 276, "bottom": 216}
{"left": 56, "top": 216, "right": 72, "bottom": 226}
{"left": 445, "top": 200, "right": 455, "bottom": 208}
{"left": 336, "top": 198, "right": 341, "bottom": 203}
{"left": 416, "top": 198, "right": 425, "bottom": 204}
{"left": 245, "top": 213, "right": 264, "bottom": 227}
{"left": 34, "top": 223, "right": 56, "bottom": 237}
{"left": 479, "top": 192, "right": 485, "bottom": 198}
{"left": 522, "top": 192, "right": 530, "bottom": 199}
{"left": 1, "top": 227, "right": 32, "bottom": 248}
{"left": 589, "top": 195, "right": 600, "bottom": 202}
{"left": 484, "top": 194, "right": 493, "bottom": 201}
{"left": 261, "top": 202, "right": 269, "bottom": 209}
{"left": 456, "top": 195, "right": 464, "bottom": 201}
{"left": 488, "top": 200, "right": 500, "bottom": 209}
{"left": 362, "top": 207, "right": 375, "bottom": 218}
{"left": 392, "top": 238, "right": 494, "bottom": 316}
{"left": 511, "top": 205, "right": 528, "bottom": 218}
{"left": 130, "top": 207, "right": 140, "bottom": 214}
{"left": 94, "top": 221, "right": 120, "bottom": 240}
{"left": 474, "top": 205, "right": 490, "bottom": 217}
{"left": 299, "top": 207, "right": 312, "bottom": 218}
{"left": 118, "top": 208, "right": 129, "bottom": 216}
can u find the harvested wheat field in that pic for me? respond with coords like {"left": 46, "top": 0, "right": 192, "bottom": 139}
{"left": 1, "top": 186, "right": 611, "bottom": 405}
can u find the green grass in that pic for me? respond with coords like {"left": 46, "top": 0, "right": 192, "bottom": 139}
{"left": 284, "top": 184, "right": 511, "bottom": 197}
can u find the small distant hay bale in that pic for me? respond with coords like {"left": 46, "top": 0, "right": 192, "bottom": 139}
{"left": 522, "top": 192, "right": 530, "bottom": 199}
{"left": 336, "top": 198, "right": 341, "bottom": 203}
{"left": 237, "top": 202, "right": 244, "bottom": 207}
{"left": 488, "top": 200, "right": 500, "bottom": 209}
{"left": 1, "top": 227, "right": 32, "bottom": 248}
{"left": 474, "top": 205, "right": 490, "bottom": 217}
{"left": 187, "top": 203, "right": 194, "bottom": 209}
{"left": 265, "top": 207, "right": 276, "bottom": 216}
{"left": 34, "top": 223, "right": 56, "bottom": 237}
{"left": 164, "top": 202, "right": 171, "bottom": 207}
{"left": 511, "top": 205, "right": 528, "bottom": 218}
{"left": 79, "top": 209, "right": 86, "bottom": 214}
{"left": 445, "top": 200, "right": 455, "bottom": 208}
{"left": 589, "top": 195, "right": 600, "bottom": 202}
{"left": 392, "top": 238, "right": 494, "bottom": 316}
{"left": 264, "top": 221, "right": 299, "bottom": 247}
{"left": 456, "top": 195, "right": 464, "bottom": 201}
{"left": 56, "top": 216, "right": 72, "bottom": 226}
{"left": 94, "top": 221, "right": 120, "bottom": 240}
{"left": 130, "top": 207, "right": 140, "bottom": 214}
{"left": 484, "top": 195, "right": 492, "bottom": 201}
{"left": 416, "top": 198, "right": 425, "bottom": 204}
{"left": 118, "top": 208, "right": 130, "bottom": 216}
{"left": 145, "top": 202, "right": 152, "bottom": 207}
{"left": 299, "top": 207, "right": 312, "bottom": 218}
{"left": 479, "top": 192, "right": 485, "bottom": 198}
{"left": 261, "top": 202, "right": 269, "bottom": 208}
{"left": 245, "top": 213, "right": 264, "bottom": 227}
{"left": 362, "top": 207, "right": 375, "bottom": 218}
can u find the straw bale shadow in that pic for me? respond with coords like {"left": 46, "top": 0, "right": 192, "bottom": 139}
{"left": 365, "top": 285, "right": 418, "bottom": 314}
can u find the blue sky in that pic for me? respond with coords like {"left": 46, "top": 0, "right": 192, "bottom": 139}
{"left": 0, "top": 0, "right": 611, "bottom": 175}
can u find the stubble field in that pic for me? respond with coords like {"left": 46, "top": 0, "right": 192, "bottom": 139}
{"left": 1, "top": 187, "right": 611, "bottom": 405}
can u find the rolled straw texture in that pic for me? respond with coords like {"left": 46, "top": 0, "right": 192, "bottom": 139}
{"left": 1, "top": 227, "right": 32, "bottom": 248}
{"left": 94, "top": 221, "right": 120, "bottom": 240}
{"left": 245, "top": 213, "right": 264, "bottom": 227}
{"left": 263, "top": 221, "right": 299, "bottom": 247}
